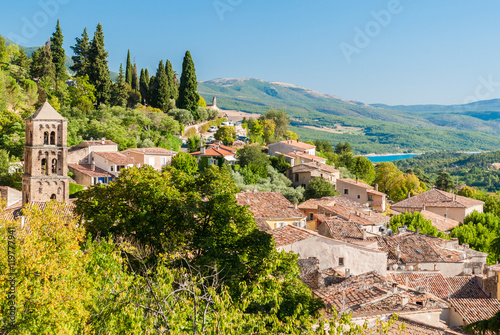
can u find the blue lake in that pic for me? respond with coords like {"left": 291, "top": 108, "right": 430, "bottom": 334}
{"left": 365, "top": 154, "right": 420, "bottom": 163}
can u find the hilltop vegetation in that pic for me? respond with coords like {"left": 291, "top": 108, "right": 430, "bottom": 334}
{"left": 199, "top": 78, "right": 500, "bottom": 154}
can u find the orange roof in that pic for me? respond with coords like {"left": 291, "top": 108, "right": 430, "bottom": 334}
{"left": 94, "top": 152, "right": 135, "bottom": 165}
{"left": 236, "top": 192, "right": 305, "bottom": 220}
{"left": 68, "top": 164, "right": 113, "bottom": 178}
{"left": 271, "top": 140, "right": 316, "bottom": 150}
{"left": 419, "top": 210, "right": 460, "bottom": 232}
{"left": 122, "top": 148, "right": 176, "bottom": 155}
{"left": 392, "top": 189, "right": 484, "bottom": 210}
{"left": 337, "top": 178, "right": 375, "bottom": 190}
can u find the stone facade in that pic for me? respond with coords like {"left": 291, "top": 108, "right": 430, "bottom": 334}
{"left": 22, "top": 101, "right": 70, "bottom": 203}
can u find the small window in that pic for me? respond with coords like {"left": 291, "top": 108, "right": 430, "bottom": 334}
{"left": 308, "top": 213, "right": 314, "bottom": 220}
{"left": 357, "top": 194, "right": 361, "bottom": 199}
{"left": 41, "top": 158, "right": 47, "bottom": 174}
{"left": 339, "top": 257, "right": 344, "bottom": 266}
{"left": 368, "top": 195, "right": 374, "bottom": 201}
{"left": 51, "top": 158, "right": 57, "bottom": 174}
{"left": 295, "top": 174, "right": 299, "bottom": 182}
{"left": 110, "top": 166, "right": 114, "bottom": 172}
{"left": 161, "top": 157, "right": 167, "bottom": 167}
{"left": 344, "top": 189, "right": 349, "bottom": 195}
{"left": 44, "top": 131, "right": 49, "bottom": 145}
{"left": 50, "top": 194, "right": 56, "bottom": 200}
{"left": 276, "top": 221, "right": 285, "bottom": 228}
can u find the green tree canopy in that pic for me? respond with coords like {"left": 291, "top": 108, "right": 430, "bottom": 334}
{"left": 214, "top": 125, "right": 236, "bottom": 144}
{"left": 350, "top": 156, "right": 375, "bottom": 184}
{"left": 171, "top": 151, "right": 198, "bottom": 175}
{"left": 236, "top": 144, "right": 269, "bottom": 168}
{"left": 70, "top": 27, "right": 90, "bottom": 77}
{"left": 50, "top": 19, "right": 67, "bottom": 80}
{"left": 177, "top": 51, "right": 198, "bottom": 113}
{"left": 304, "top": 177, "right": 339, "bottom": 200}
{"left": 436, "top": 169, "right": 454, "bottom": 192}
{"left": 87, "top": 23, "right": 111, "bottom": 104}
{"left": 389, "top": 212, "right": 445, "bottom": 238}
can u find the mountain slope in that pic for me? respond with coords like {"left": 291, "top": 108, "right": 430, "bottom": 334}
{"left": 198, "top": 78, "right": 500, "bottom": 154}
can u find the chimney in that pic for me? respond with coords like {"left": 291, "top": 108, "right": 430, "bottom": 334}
{"left": 200, "top": 141, "right": 205, "bottom": 155}
{"left": 345, "top": 268, "right": 351, "bottom": 278}
{"left": 101, "top": 137, "right": 105, "bottom": 145}
{"left": 294, "top": 203, "right": 298, "bottom": 210}
{"left": 407, "top": 192, "right": 411, "bottom": 199}
{"left": 356, "top": 177, "right": 359, "bottom": 184}
{"left": 369, "top": 211, "right": 372, "bottom": 217}
{"left": 348, "top": 214, "right": 351, "bottom": 222}
{"left": 434, "top": 264, "right": 437, "bottom": 271}
{"left": 253, "top": 186, "right": 258, "bottom": 194}
{"left": 400, "top": 295, "right": 409, "bottom": 307}
{"left": 375, "top": 184, "right": 379, "bottom": 192}
{"left": 91, "top": 162, "right": 95, "bottom": 171}
{"left": 415, "top": 227, "right": 419, "bottom": 234}
{"left": 392, "top": 283, "right": 398, "bottom": 294}
{"left": 363, "top": 230, "right": 367, "bottom": 240}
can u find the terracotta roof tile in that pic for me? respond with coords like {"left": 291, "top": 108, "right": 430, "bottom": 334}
{"left": 392, "top": 189, "right": 484, "bottom": 210}
{"left": 94, "top": 152, "right": 135, "bottom": 165}
{"left": 445, "top": 276, "right": 489, "bottom": 299}
{"left": 337, "top": 178, "right": 375, "bottom": 190}
{"left": 318, "top": 204, "right": 376, "bottom": 226}
{"left": 420, "top": 210, "right": 460, "bottom": 231}
{"left": 290, "top": 162, "right": 339, "bottom": 174}
{"left": 78, "top": 139, "right": 118, "bottom": 146}
{"left": 270, "top": 140, "right": 316, "bottom": 150}
{"left": 236, "top": 192, "right": 305, "bottom": 220}
{"left": 448, "top": 298, "right": 500, "bottom": 324}
{"left": 388, "top": 317, "right": 465, "bottom": 335}
{"left": 27, "top": 101, "right": 65, "bottom": 120}
{"left": 298, "top": 196, "right": 364, "bottom": 211}
{"left": 282, "top": 151, "right": 327, "bottom": 163}
{"left": 387, "top": 271, "right": 452, "bottom": 299}
{"left": 122, "top": 148, "right": 176, "bottom": 155}
{"left": 269, "top": 225, "right": 317, "bottom": 247}
{"left": 68, "top": 164, "right": 113, "bottom": 178}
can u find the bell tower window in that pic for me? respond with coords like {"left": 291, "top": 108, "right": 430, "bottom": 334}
{"left": 41, "top": 158, "right": 47, "bottom": 174}
{"left": 52, "top": 159, "right": 58, "bottom": 174}
{"left": 50, "top": 131, "right": 56, "bottom": 145}
{"left": 44, "top": 131, "right": 49, "bottom": 145}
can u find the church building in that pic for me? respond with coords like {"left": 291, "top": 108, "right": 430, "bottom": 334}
{"left": 22, "top": 101, "right": 70, "bottom": 204}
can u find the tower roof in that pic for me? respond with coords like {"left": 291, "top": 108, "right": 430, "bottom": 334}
{"left": 27, "top": 101, "right": 66, "bottom": 121}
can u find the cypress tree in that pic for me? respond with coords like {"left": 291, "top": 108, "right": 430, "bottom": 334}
{"left": 147, "top": 75, "right": 155, "bottom": 106}
{"left": 178, "top": 51, "right": 198, "bottom": 114}
{"left": 112, "top": 63, "right": 128, "bottom": 107}
{"left": 30, "top": 42, "right": 56, "bottom": 81}
{"left": 50, "top": 19, "right": 67, "bottom": 80}
{"left": 125, "top": 50, "right": 132, "bottom": 86}
{"left": 70, "top": 28, "right": 90, "bottom": 77}
{"left": 139, "top": 68, "right": 149, "bottom": 104}
{"left": 165, "top": 60, "right": 177, "bottom": 100}
{"left": 132, "top": 63, "right": 138, "bottom": 90}
{"left": 88, "top": 23, "right": 111, "bottom": 104}
{"left": 149, "top": 60, "right": 169, "bottom": 111}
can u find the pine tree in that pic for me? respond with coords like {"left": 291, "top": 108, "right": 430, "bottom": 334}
{"left": 178, "top": 51, "right": 198, "bottom": 114}
{"left": 14, "top": 47, "right": 30, "bottom": 71}
{"left": 139, "top": 68, "right": 149, "bottom": 104}
{"left": 0, "top": 36, "right": 8, "bottom": 63}
{"left": 112, "top": 63, "right": 127, "bottom": 107}
{"left": 50, "top": 19, "right": 67, "bottom": 80}
{"left": 125, "top": 50, "right": 132, "bottom": 86}
{"left": 70, "top": 28, "right": 90, "bottom": 77}
{"left": 149, "top": 60, "right": 169, "bottom": 111}
{"left": 132, "top": 63, "right": 138, "bottom": 90}
{"left": 165, "top": 60, "right": 177, "bottom": 100}
{"left": 30, "top": 42, "right": 56, "bottom": 81}
{"left": 88, "top": 23, "right": 111, "bottom": 104}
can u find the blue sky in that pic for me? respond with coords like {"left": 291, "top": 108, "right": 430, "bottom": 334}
{"left": 1, "top": 0, "right": 500, "bottom": 105}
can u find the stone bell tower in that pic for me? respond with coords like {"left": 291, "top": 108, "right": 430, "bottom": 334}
{"left": 22, "top": 101, "right": 70, "bottom": 203}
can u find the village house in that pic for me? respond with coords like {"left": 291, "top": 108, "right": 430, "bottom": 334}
{"left": 67, "top": 138, "right": 119, "bottom": 164}
{"left": 316, "top": 203, "right": 389, "bottom": 233}
{"left": 270, "top": 225, "right": 387, "bottom": 276}
{"left": 286, "top": 162, "right": 340, "bottom": 189}
{"left": 313, "top": 271, "right": 450, "bottom": 329}
{"left": 391, "top": 188, "right": 484, "bottom": 223}
{"left": 67, "top": 163, "right": 114, "bottom": 186}
{"left": 190, "top": 142, "right": 237, "bottom": 165}
{"left": 235, "top": 191, "right": 306, "bottom": 230}
{"left": 0, "top": 186, "right": 22, "bottom": 208}
{"left": 335, "top": 178, "right": 386, "bottom": 212}
{"left": 446, "top": 297, "right": 500, "bottom": 329}
{"left": 121, "top": 147, "right": 176, "bottom": 171}
{"left": 268, "top": 139, "right": 316, "bottom": 157}
{"left": 91, "top": 152, "right": 135, "bottom": 178}
{"left": 298, "top": 195, "right": 365, "bottom": 225}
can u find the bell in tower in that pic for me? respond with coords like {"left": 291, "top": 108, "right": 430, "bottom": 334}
{"left": 22, "top": 101, "right": 70, "bottom": 203}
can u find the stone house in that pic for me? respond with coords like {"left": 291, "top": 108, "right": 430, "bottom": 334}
{"left": 270, "top": 225, "right": 387, "bottom": 276}
{"left": 191, "top": 143, "right": 237, "bottom": 165}
{"left": 481, "top": 264, "right": 500, "bottom": 299}
{"left": 286, "top": 162, "right": 340, "bottom": 189}
{"left": 391, "top": 189, "right": 484, "bottom": 223}
{"left": 336, "top": 178, "right": 386, "bottom": 212}
{"left": 68, "top": 138, "right": 119, "bottom": 164}
{"left": 235, "top": 191, "right": 306, "bottom": 230}
{"left": 121, "top": 147, "right": 176, "bottom": 171}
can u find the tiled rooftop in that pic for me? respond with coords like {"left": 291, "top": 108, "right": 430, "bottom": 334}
{"left": 269, "top": 225, "right": 317, "bottom": 247}
{"left": 387, "top": 271, "right": 452, "bottom": 299}
{"left": 298, "top": 196, "right": 365, "bottom": 211}
{"left": 191, "top": 144, "right": 236, "bottom": 157}
{"left": 337, "top": 178, "right": 376, "bottom": 190}
{"left": 290, "top": 162, "right": 339, "bottom": 174}
{"left": 318, "top": 204, "right": 376, "bottom": 226}
{"left": 122, "top": 148, "right": 176, "bottom": 155}
{"left": 235, "top": 191, "right": 305, "bottom": 220}
{"left": 387, "top": 317, "right": 465, "bottom": 335}
{"left": 94, "top": 152, "right": 135, "bottom": 165}
{"left": 270, "top": 140, "right": 316, "bottom": 150}
{"left": 78, "top": 139, "right": 118, "bottom": 146}
{"left": 68, "top": 164, "right": 113, "bottom": 177}
{"left": 445, "top": 276, "right": 489, "bottom": 299}
{"left": 392, "top": 189, "right": 484, "bottom": 210}
{"left": 448, "top": 298, "right": 500, "bottom": 324}
{"left": 420, "top": 210, "right": 460, "bottom": 232}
